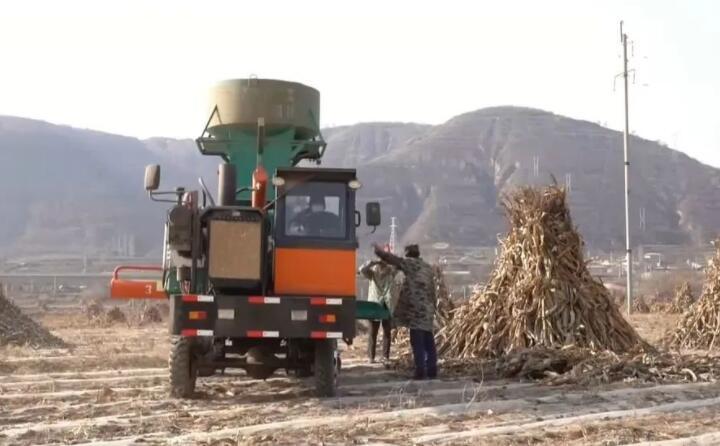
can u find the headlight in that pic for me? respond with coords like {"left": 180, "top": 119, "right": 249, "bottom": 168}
{"left": 348, "top": 179, "right": 362, "bottom": 190}
{"left": 272, "top": 176, "right": 285, "bottom": 187}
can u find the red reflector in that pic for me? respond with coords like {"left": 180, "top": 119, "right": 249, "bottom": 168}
{"left": 247, "top": 330, "right": 263, "bottom": 338}
{"left": 181, "top": 329, "right": 197, "bottom": 337}
{"left": 182, "top": 295, "right": 198, "bottom": 303}
{"left": 310, "top": 297, "right": 325, "bottom": 305}
{"left": 248, "top": 296, "right": 264, "bottom": 304}
{"left": 319, "top": 314, "right": 336, "bottom": 323}
{"left": 188, "top": 311, "right": 207, "bottom": 320}
{"left": 310, "top": 331, "right": 326, "bottom": 339}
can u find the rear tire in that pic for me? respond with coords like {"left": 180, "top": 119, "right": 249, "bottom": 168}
{"left": 169, "top": 336, "right": 197, "bottom": 398}
{"left": 314, "top": 339, "right": 338, "bottom": 397}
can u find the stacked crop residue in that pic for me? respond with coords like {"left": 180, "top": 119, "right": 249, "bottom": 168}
{"left": 0, "top": 284, "right": 66, "bottom": 348}
{"left": 432, "top": 265, "right": 454, "bottom": 333}
{"left": 666, "top": 243, "right": 720, "bottom": 349}
{"left": 668, "top": 282, "right": 695, "bottom": 314}
{"left": 439, "top": 185, "right": 646, "bottom": 358}
{"left": 632, "top": 295, "right": 651, "bottom": 314}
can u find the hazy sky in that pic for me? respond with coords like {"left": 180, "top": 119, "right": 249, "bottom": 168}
{"left": 1, "top": 0, "right": 719, "bottom": 167}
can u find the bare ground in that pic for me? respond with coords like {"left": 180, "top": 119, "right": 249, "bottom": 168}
{"left": 1, "top": 312, "right": 720, "bottom": 445}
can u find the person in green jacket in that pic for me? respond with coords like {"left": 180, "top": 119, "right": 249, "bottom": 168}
{"left": 359, "top": 244, "right": 398, "bottom": 363}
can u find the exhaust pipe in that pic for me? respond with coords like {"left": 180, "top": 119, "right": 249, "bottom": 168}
{"left": 218, "top": 163, "right": 236, "bottom": 206}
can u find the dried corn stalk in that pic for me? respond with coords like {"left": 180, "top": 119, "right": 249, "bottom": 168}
{"left": 666, "top": 243, "right": 720, "bottom": 349}
{"left": 632, "top": 295, "right": 651, "bottom": 313}
{"left": 433, "top": 265, "right": 454, "bottom": 331}
{"left": 668, "top": 281, "right": 695, "bottom": 314}
{"left": 439, "top": 185, "right": 646, "bottom": 358}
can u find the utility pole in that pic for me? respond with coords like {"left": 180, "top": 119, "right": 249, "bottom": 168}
{"left": 620, "top": 21, "right": 633, "bottom": 316}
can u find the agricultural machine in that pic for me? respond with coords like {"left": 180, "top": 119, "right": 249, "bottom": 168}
{"left": 110, "top": 78, "right": 386, "bottom": 397}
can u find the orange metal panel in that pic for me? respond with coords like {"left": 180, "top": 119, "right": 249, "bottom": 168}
{"left": 274, "top": 248, "right": 356, "bottom": 296}
{"left": 109, "top": 265, "right": 166, "bottom": 300}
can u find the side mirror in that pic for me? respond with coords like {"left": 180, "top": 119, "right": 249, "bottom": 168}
{"left": 144, "top": 164, "right": 161, "bottom": 191}
{"left": 366, "top": 202, "right": 381, "bottom": 227}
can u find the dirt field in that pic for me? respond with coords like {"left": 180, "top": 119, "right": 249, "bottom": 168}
{"left": 3, "top": 310, "right": 720, "bottom": 445}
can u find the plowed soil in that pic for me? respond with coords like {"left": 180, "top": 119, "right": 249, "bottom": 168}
{"left": 2, "top": 312, "right": 720, "bottom": 445}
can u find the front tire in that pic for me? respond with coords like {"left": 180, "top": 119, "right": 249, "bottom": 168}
{"left": 314, "top": 339, "right": 338, "bottom": 397}
{"left": 169, "top": 336, "right": 197, "bottom": 398}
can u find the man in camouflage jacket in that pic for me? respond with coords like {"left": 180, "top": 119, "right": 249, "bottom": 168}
{"left": 373, "top": 243, "right": 437, "bottom": 379}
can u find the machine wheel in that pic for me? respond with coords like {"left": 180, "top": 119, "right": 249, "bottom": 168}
{"left": 169, "top": 336, "right": 197, "bottom": 398}
{"left": 314, "top": 339, "right": 338, "bottom": 397}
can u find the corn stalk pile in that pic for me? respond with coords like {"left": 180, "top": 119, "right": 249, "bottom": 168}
{"left": 0, "top": 283, "right": 66, "bottom": 348}
{"left": 433, "top": 265, "right": 454, "bottom": 332}
{"left": 666, "top": 243, "right": 720, "bottom": 349}
{"left": 668, "top": 281, "right": 695, "bottom": 314}
{"left": 438, "top": 185, "right": 646, "bottom": 358}
{"left": 632, "top": 295, "right": 651, "bottom": 313}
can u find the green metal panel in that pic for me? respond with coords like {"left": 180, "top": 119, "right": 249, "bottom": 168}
{"left": 355, "top": 300, "right": 391, "bottom": 320}
{"left": 164, "top": 267, "right": 207, "bottom": 295}
{"left": 202, "top": 127, "right": 297, "bottom": 201}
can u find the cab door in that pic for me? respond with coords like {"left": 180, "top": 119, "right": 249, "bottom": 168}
{"left": 273, "top": 171, "right": 358, "bottom": 297}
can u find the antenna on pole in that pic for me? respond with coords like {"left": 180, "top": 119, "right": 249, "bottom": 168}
{"left": 565, "top": 172, "right": 572, "bottom": 193}
{"left": 615, "top": 20, "right": 634, "bottom": 316}
{"left": 389, "top": 216, "right": 398, "bottom": 255}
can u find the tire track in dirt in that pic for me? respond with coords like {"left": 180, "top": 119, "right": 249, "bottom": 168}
{"left": 163, "top": 383, "right": 720, "bottom": 444}
{"left": 7, "top": 319, "right": 720, "bottom": 445}
{"left": 0, "top": 373, "right": 167, "bottom": 392}
{"left": 3, "top": 353, "right": 163, "bottom": 364}
{"left": 0, "top": 385, "right": 167, "bottom": 403}
{"left": 628, "top": 432, "right": 720, "bottom": 445}
{"left": 0, "top": 367, "right": 165, "bottom": 382}
{"left": 22, "top": 382, "right": 719, "bottom": 446}
{"left": 413, "top": 396, "right": 720, "bottom": 444}
{"left": 0, "top": 379, "right": 530, "bottom": 441}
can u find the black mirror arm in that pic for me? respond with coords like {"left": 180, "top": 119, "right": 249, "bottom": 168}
{"left": 355, "top": 211, "right": 361, "bottom": 227}
{"left": 148, "top": 189, "right": 184, "bottom": 204}
{"left": 150, "top": 186, "right": 186, "bottom": 204}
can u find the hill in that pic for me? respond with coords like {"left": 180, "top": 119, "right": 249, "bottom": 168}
{"left": 1, "top": 108, "right": 719, "bottom": 257}
{"left": 323, "top": 107, "right": 720, "bottom": 251}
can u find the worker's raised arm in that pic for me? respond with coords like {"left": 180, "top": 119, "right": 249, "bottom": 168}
{"left": 359, "top": 260, "right": 377, "bottom": 280}
{"left": 373, "top": 244, "right": 404, "bottom": 268}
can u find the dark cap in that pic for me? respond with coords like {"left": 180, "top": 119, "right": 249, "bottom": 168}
{"left": 404, "top": 244, "right": 420, "bottom": 258}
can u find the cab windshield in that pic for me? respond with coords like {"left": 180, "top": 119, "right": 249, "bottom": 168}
{"left": 283, "top": 182, "right": 347, "bottom": 239}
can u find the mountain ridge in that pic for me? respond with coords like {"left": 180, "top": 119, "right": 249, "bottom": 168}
{"left": 1, "top": 107, "right": 719, "bottom": 258}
